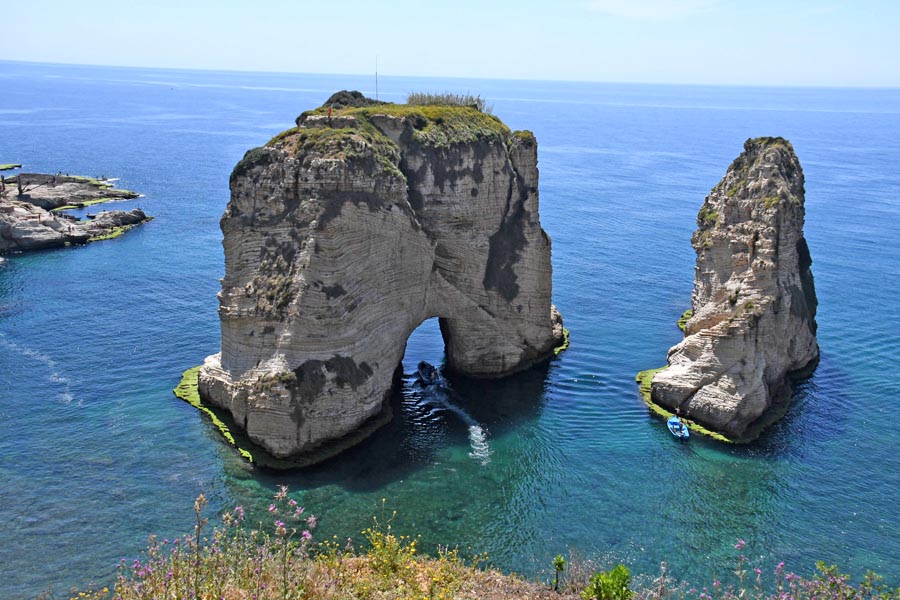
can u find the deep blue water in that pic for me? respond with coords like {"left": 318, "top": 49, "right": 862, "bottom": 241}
{"left": 1, "top": 61, "right": 899, "bottom": 598}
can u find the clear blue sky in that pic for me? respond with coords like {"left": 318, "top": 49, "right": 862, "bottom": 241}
{"left": 2, "top": 0, "right": 899, "bottom": 87}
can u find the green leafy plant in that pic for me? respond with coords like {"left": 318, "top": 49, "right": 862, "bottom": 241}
{"left": 582, "top": 564, "right": 633, "bottom": 600}
{"left": 553, "top": 554, "right": 566, "bottom": 591}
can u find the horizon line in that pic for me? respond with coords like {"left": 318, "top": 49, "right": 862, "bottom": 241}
{"left": 2, "top": 58, "right": 899, "bottom": 92}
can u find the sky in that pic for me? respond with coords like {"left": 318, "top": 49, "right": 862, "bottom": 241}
{"left": 1, "top": 0, "right": 899, "bottom": 87}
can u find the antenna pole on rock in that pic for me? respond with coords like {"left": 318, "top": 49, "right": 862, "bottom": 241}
{"left": 375, "top": 55, "right": 379, "bottom": 101}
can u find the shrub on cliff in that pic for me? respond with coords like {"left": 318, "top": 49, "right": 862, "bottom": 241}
{"left": 322, "top": 90, "right": 386, "bottom": 109}
{"left": 407, "top": 92, "right": 494, "bottom": 114}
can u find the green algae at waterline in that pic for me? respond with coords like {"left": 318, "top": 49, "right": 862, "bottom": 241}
{"left": 634, "top": 366, "right": 734, "bottom": 444}
{"left": 174, "top": 367, "right": 254, "bottom": 463}
{"left": 554, "top": 327, "right": 570, "bottom": 356}
{"left": 88, "top": 217, "right": 154, "bottom": 242}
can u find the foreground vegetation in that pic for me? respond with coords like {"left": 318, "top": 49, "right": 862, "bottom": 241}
{"left": 60, "top": 489, "right": 898, "bottom": 600}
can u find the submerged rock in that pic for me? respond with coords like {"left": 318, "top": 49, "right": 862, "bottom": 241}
{"left": 650, "top": 137, "right": 819, "bottom": 440}
{"left": 200, "top": 93, "right": 564, "bottom": 461}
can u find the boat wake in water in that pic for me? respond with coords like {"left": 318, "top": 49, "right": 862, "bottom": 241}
{"left": 415, "top": 370, "right": 492, "bottom": 465}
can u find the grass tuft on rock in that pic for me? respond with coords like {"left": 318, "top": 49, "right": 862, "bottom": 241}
{"left": 407, "top": 91, "right": 493, "bottom": 114}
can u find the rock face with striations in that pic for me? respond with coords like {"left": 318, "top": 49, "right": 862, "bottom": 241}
{"left": 199, "top": 93, "right": 564, "bottom": 460}
{"left": 650, "top": 137, "right": 819, "bottom": 440}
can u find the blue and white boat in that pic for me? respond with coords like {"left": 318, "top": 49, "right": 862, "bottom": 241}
{"left": 667, "top": 415, "right": 690, "bottom": 440}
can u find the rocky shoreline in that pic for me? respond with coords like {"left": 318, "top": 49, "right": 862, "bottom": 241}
{"left": 0, "top": 171, "right": 152, "bottom": 254}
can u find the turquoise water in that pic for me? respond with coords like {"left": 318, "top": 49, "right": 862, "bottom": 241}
{"left": 1, "top": 61, "right": 899, "bottom": 597}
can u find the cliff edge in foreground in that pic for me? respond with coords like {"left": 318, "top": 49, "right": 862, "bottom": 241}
{"left": 649, "top": 137, "right": 819, "bottom": 440}
{"left": 199, "top": 93, "right": 564, "bottom": 461}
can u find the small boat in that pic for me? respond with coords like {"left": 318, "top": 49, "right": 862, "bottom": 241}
{"left": 667, "top": 415, "right": 689, "bottom": 440}
{"left": 417, "top": 361, "right": 446, "bottom": 387}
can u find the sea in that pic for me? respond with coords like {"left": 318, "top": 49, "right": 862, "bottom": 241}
{"left": 1, "top": 61, "right": 898, "bottom": 598}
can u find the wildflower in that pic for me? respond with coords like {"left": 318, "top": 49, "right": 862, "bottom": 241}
{"left": 275, "top": 520, "right": 287, "bottom": 536}
{"left": 735, "top": 538, "right": 747, "bottom": 550}
{"left": 268, "top": 504, "right": 277, "bottom": 513}
{"left": 754, "top": 567, "right": 761, "bottom": 575}
{"left": 289, "top": 498, "right": 297, "bottom": 507}
{"left": 275, "top": 485, "right": 288, "bottom": 500}
{"left": 234, "top": 505, "right": 245, "bottom": 521}
{"left": 302, "top": 530, "right": 312, "bottom": 540}
{"left": 306, "top": 515, "right": 317, "bottom": 529}
{"left": 775, "top": 562, "right": 784, "bottom": 574}
{"left": 295, "top": 506, "right": 304, "bottom": 517}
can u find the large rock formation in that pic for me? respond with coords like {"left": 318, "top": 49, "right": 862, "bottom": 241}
{"left": 650, "top": 137, "right": 818, "bottom": 440}
{"left": 199, "top": 94, "right": 564, "bottom": 460}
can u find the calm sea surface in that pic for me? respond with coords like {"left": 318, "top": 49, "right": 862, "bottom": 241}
{"left": 1, "top": 61, "right": 898, "bottom": 597}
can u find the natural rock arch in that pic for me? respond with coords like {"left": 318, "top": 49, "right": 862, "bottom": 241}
{"left": 199, "top": 96, "right": 564, "bottom": 461}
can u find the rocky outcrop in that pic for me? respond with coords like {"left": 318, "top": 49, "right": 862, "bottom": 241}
{"left": 0, "top": 174, "right": 149, "bottom": 253}
{"left": 649, "top": 137, "right": 818, "bottom": 440}
{"left": 199, "top": 94, "right": 564, "bottom": 461}
{"left": 3, "top": 173, "right": 139, "bottom": 210}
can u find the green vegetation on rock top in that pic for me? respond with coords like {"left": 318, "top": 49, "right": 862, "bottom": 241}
{"left": 234, "top": 91, "right": 516, "bottom": 182}
{"left": 291, "top": 123, "right": 403, "bottom": 178}
{"left": 0, "top": 163, "right": 22, "bottom": 171}
{"left": 746, "top": 135, "right": 791, "bottom": 149}
{"left": 350, "top": 103, "right": 509, "bottom": 146}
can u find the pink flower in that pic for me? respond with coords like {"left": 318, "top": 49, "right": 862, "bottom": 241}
{"left": 289, "top": 498, "right": 297, "bottom": 507}
{"left": 754, "top": 568, "right": 762, "bottom": 575}
{"left": 735, "top": 538, "right": 747, "bottom": 550}
{"left": 268, "top": 504, "right": 277, "bottom": 513}
{"left": 306, "top": 515, "right": 317, "bottom": 529}
{"left": 234, "top": 506, "right": 245, "bottom": 521}
{"left": 301, "top": 530, "right": 312, "bottom": 540}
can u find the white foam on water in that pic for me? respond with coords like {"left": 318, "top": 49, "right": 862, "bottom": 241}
{"left": 0, "top": 333, "right": 75, "bottom": 405}
{"left": 421, "top": 385, "right": 492, "bottom": 465}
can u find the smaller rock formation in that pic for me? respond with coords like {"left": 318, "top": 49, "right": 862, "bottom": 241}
{"left": 0, "top": 173, "right": 150, "bottom": 253}
{"left": 649, "top": 137, "right": 819, "bottom": 440}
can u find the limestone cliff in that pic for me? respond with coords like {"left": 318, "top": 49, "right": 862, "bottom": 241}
{"left": 650, "top": 137, "right": 818, "bottom": 440}
{"left": 199, "top": 94, "right": 564, "bottom": 460}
